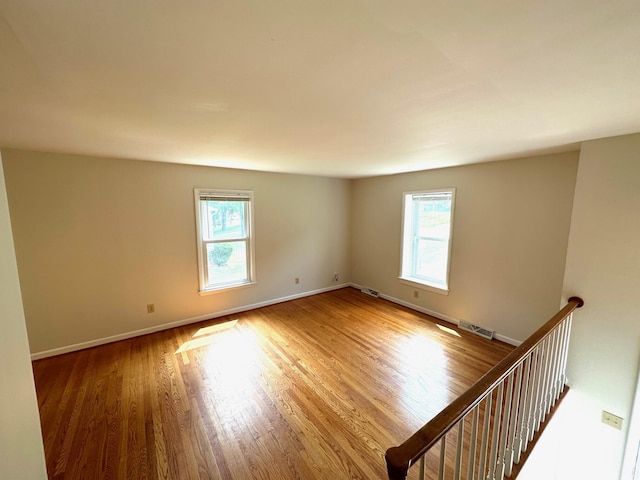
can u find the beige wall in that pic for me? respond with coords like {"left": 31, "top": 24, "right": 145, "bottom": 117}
{"left": 520, "top": 133, "right": 640, "bottom": 479}
{"left": 351, "top": 153, "right": 579, "bottom": 342}
{"left": 0, "top": 154, "right": 47, "bottom": 479}
{"left": 2, "top": 149, "right": 351, "bottom": 355}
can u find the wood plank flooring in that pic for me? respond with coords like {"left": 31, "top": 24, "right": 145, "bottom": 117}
{"left": 33, "top": 287, "right": 514, "bottom": 480}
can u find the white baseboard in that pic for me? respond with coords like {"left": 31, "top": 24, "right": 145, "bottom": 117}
{"left": 350, "top": 283, "right": 522, "bottom": 347}
{"left": 30, "top": 283, "right": 350, "bottom": 360}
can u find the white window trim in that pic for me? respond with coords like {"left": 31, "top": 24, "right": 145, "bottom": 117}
{"left": 398, "top": 188, "right": 456, "bottom": 296}
{"left": 398, "top": 277, "right": 450, "bottom": 296}
{"left": 194, "top": 188, "right": 257, "bottom": 294}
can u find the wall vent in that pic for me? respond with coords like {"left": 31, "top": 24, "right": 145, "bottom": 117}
{"left": 459, "top": 320, "right": 495, "bottom": 340}
{"left": 360, "top": 288, "right": 380, "bottom": 298}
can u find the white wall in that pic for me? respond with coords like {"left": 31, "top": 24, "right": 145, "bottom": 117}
{"left": 0, "top": 154, "right": 47, "bottom": 479}
{"left": 522, "top": 133, "right": 640, "bottom": 480}
{"left": 351, "top": 153, "right": 579, "bottom": 342}
{"left": 2, "top": 149, "right": 351, "bottom": 356}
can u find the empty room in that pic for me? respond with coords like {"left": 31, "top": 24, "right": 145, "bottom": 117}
{"left": 2, "top": 2, "right": 640, "bottom": 480}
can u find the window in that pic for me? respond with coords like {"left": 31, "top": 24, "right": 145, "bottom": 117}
{"left": 194, "top": 189, "right": 255, "bottom": 293}
{"left": 400, "top": 189, "right": 455, "bottom": 294}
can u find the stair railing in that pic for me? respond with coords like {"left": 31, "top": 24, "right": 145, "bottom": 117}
{"left": 385, "top": 296, "right": 584, "bottom": 480}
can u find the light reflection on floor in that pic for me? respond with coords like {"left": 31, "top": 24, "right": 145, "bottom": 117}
{"left": 399, "top": 333, "right": 451, "bottom": 418}
{"left": 436, "top": 323, "right": 461, "bottom": 337}
{"left": 175, "top": 320, "right": 239, "bottom": 353}
{"left": 193, "top": 320, "right": 239, "bottom": 337}
{"left": 176, "top": 319, "right": 260, "bottom": 421}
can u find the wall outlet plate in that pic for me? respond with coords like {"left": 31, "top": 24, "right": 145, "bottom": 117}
{"left": 602, "top": 410, "right": 623, "bottom": 430}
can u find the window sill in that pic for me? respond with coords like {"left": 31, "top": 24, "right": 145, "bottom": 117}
{"left": 199, "top": 280, "right": 257, "bottom": 296}
{"left": 398, "top": 277, "right": 449, "bottom": 296}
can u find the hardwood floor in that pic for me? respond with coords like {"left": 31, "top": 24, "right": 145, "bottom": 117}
{"left": 33, "top": 287, "right": 513, "bottom": 480}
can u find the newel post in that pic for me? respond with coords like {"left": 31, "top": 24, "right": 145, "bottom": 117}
{"left": 385, "top": 447, "right": 410, "bottom": 480}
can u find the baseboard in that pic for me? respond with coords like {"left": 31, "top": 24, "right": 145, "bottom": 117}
{"left": 350, "top": 283, "right": 522, "bottom": 347}
{"left": 30, "top": 283, "right": 350, "bottom": 360}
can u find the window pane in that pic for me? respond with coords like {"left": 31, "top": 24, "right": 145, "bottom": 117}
{"left": 414, "top": 238, "right": 448, "bottom": 283}
{"left": 203, "top": 201, "right": 246, "bottom": 240}
{"left": 206, "top": 241, "right": 247, "bottom": 286}
{"left": 415, "top": 197, "right": 452, "bottom": 240}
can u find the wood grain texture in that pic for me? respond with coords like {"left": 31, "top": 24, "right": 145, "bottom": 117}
{"left": 33, "top": 287, "right": 513, "bottom": 480}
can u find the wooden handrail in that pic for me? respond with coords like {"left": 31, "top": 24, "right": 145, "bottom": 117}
{"left": 385, "top": 296, "right": 584, "bottom": 480}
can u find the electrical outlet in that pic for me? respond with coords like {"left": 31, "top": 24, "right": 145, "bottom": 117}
{"left": 602, "top": 410, "right": 623, "bottom": 430}
{"left": 147, "top": 303, "right": 155, "bottom": 314}
{"left": 295, "top": 277, "right": 300, "bottom": 284}
{"left": 414, "top": 290, "right": 419, "bottom": 299}
{"left": 333, "top": 273, "right": 340, "bottom": 282}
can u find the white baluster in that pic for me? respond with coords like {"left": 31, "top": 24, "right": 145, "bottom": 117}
{"left": 540, "top": 330, "right": 557, "bottom": 423}
{"left": 527, "top": 345, "right": 543, "bottom": 443}
{"left": 533, "top": 338, "right": 549, "bottom": 433}
{"left": 468, "top": 406, "right": 479, "bottom": 480}
{"left": 455, "top": 420, "right": 464, "bottom": 480}
{"left": 496, "top": 372, "right": 515, "bottom": 479}
{"left": 478, "top": 393, "right": 492, "bottom": 479}
{"left": 505, "top": 363, "right": 524, "bottom": 477}
{"left": 514, "top": 356, "right": 531, "bottom": 463}
{"left": 488, "top": 383, "right": 504, "bottom": 480}
{"left": 549, "top": 321, "right": 564, "bottom": 405}
{"left": 556, "top": 316, "right": 572, "bottom": 399}
{"left": 439, "top": 436, "right": 446, "bottom": 480}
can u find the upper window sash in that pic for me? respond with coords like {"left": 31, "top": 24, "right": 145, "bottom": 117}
{"left": 200, "top": 198, "right": 249, "bottom": 242}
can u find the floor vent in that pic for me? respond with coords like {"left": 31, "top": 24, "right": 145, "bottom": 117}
{"left": 360, "top": 288, "right": 380, "bottom": 298}
{"left": 459, "top": 320, "right": 495, "bottom": 340}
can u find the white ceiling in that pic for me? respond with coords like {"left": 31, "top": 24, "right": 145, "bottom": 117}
{"left": 1, "top": 1, "right": 639, "bottom": 178}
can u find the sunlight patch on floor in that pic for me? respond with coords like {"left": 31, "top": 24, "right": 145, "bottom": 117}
{"left": 437, "top": 323, "right": 461, "bottom": 337}
{"left": 399, "top": 334, "right": 450, "bottom": 416}
{"left": 194, "top": 320, "right": 239, "bottom": 337}
{"left": 175, "top": 319, "right": 239, "bottom": 353}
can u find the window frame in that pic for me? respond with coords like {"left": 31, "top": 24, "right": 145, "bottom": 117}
{"left": 399, "top": 188, "right": 456, "bottom": 296}
{"left": 194, "top": 188, "right": 256, "bottom": 294}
